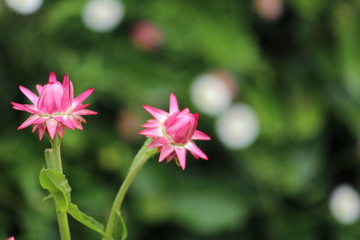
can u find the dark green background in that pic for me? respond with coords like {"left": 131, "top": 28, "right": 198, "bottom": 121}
{"left": 0, "top": 0, "right": 360, "bottom": 239}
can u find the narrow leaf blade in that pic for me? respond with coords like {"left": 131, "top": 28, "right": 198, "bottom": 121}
{"left": 113, "top": 210, "right": 128, "bottom": 240}
{"left": 68, "top": 203, "right": 105, "bottom": 236}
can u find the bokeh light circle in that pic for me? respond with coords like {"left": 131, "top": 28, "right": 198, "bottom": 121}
{"left": 329, "top": 184, "right": 360, "bottom": 225}
{"left": 82, "top": 0, "right": 125, "bottom": 33}
{"left": 215, "top": 103, "right": 259, "bottom": 150}
{"left": 5, "top": 0, "right": 43, "bottom": 15}
{"left": 190, "top": 73, "right": 232, "bottom": 116}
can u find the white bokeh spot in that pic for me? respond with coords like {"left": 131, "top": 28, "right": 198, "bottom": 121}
{"left": 329, "top": 184, "right": 360, "bottom": 225}
{"left": 5, "top": 0, "right": 43, "bottom": 15}
{"left": 215, "top": 103, "right": 259, "bottom": 150}
{"left": 190, "top": 73, "right": 232, "bottom": 116}
{"left": 82, "top": 0, "right": 125, "bottom": 33}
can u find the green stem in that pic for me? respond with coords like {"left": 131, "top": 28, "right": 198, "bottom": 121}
{"left": 103, "top": 138, "right": 157, "bottom": 240}
{"left": 47, "top": 135, "right": 71, "bottom": 240}
{"left": 56, "top": 202, "right": 71, "bottom": 240}
{"left": 50, "top": 135, "right": 63, "bottom": 173}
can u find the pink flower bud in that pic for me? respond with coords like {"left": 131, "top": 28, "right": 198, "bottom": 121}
{"left": 11, "top": 72, "right": 97, "bottom": 140}
{"left": 139, "top": 94, "right": 210, "bottom": 169}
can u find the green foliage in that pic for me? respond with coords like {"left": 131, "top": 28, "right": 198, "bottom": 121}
{"left": 68, "top": 203, "right": 105, "bottom": 237}
{"left": 39, "top": 169, "right": 71, "bottom": 213}
{"left": 39, "top": 169, "right": 107, "bottom": 237}
{"left": 112, "top": 210, "right": 128, "bottom": 240}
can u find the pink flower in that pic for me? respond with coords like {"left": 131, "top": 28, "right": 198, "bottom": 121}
{"left": 139, "top": 93, "right": 210, "bottom": 169}
{"left": 11, "top": 72, "right": 97, "bottom": 140}
{"left": 7, "top": 237, "right": 15, "bottom": 240}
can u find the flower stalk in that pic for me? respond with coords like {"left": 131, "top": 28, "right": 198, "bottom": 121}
{"left": 45, "top": 135, "right": 71, "bottom": 240}
{"left": 49, "top": 135, "right": 63, "bottom": 173}
{"left": 103, "top": 138, "right": 157, "bottom": 240}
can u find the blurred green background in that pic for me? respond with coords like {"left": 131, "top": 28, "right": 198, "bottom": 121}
{"left": 1, "top": 0, "right": 360, "bottom": 239}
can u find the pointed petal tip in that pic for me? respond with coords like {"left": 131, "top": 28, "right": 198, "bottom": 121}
{"left": 192, "top": 130, "right": 211, "bottom": 140}
{"left": 62, "top": 74, "right": 70, "bottom": 86}
{"left": 143, "top": 105, "right": 168, "bottom": 120}
{"left": 72, "top": 88, "right": 95, "bottom": 108}
{"left": 169, "top": 93, "right": 179, "bottom": 114}
{"left": 138, "top": 129, "right": 147, "bottom": 135}
{"left": 49, "top": 72, "right": 57, "bottom": 83}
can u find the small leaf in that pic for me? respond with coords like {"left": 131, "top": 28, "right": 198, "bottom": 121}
{"left": 42, "top": 194, "right": 53, "bottom": 202}
{"left": 39, "top": 168, "right": 71, "bottom": 212}
{"left": 68, "top": 203, "right": 105, "bottom": 236}
{"left": 112, "top": 210, "right": 128, "bottom": 240}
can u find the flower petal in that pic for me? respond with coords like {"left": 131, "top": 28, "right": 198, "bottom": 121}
{"left": 48, "top": 72, "right": 57, "bottom": 83}
{"left": 46, "top": 119, "right": 58, "bottom": 139}
{"left": 61, "top": 75, "right": 72, "bottom": 111}
{"left": 37, "top": 79, "right": 64, "bottom": 114}
{"left": 139, "top": 127, "right": 162, "bottom": 137}
{"left": 72, "top": 103, "right": 90, "bottom": 112}
{"left": 72, "top": 88, "right": 94, "bottom": 109}
{"left": 175, "top": 147, "right": 187, "bottom": 170}
{"left": 143, "top": 105, "right": 168, "bottom": 121}
{"left": 32, "top": 117, "right": 48, "bottom": 125}
{"left": 36, "top": 84, "right": 43, "bottom": 95}
{"left": 18, "top": 115, "right": 40, "bottom": 130}
{"left": 165, "top": 152, "right": 176, "bottom": 163}
{"left": 192, "top": 130, "right": 211, "bottom": 140}
{"left": 74, "top": 108, "right": 98, "bottom": 116}
{"left": 37, "top": 124, "right": 46, "bottom": 140}
{"left": 57, "top": 124, "right": 65, "bottom": 138}
{"left": 70, "top": 116, "right": 83, "bottom": 130}
{"left": 159, "top": 144, "right": 174, "bottom": 162}
{"left": 142, "top": 119, "right": 159, "bottom": 128}
{"left": 55, "top": 116, "right": 75, "bottom": 130}
{"left": 10, "top": 102, "right": 36, "bottom": 113}
{"left": 169, "top": 93, "right": 179, "bottom": 114}
{"left": 148, "top": 138, "right": 163, "bottom": 149}
{"left": 19, "top": 86, "right": 38, "bottom": 105}
{"left": 185, "top": 142, "right": 208, "bottom": 160}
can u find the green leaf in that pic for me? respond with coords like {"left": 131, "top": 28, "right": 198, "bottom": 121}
{"left": 112, "top": 210, "right": 128, "bottom": 240}
{"left": 39, "top": 168, "right": 71, "bottom": 212}
{"left": 40, "top": 169, "right": 106, "bottom": 235}
{"left": 68, "top": 203, "right": 105, "bottom": 236}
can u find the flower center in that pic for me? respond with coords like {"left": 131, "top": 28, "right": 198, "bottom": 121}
{"left": 161, "top": 123, "right": 187, "bottom": 146}
{"left": 38, "top": 110, "right": 72, "bottom": 118}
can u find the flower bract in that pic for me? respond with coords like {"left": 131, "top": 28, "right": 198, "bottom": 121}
{"left": 139, "top": 93, "right": 210, "bottom": 169}
{"left": 11, "top": 72, "right": 97, "bottom": 140}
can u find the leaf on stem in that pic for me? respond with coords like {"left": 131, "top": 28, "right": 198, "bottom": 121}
{"left": 112, "top": 210, "right": 128, "bottom": 240}
{"left": 40, "top": 168, "right": 106, "bottom": 236}
{"left": 39, "top": 168, "right": 71, "bottom": 212}
{"left": 68, "top": 203, "right": 105, "bottom": 236}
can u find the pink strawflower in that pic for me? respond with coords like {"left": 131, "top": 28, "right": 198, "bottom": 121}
{"left": 139, "top": 93, "right": 210, "bottom": 169}
{"left": 7, "top": 237, "right": 15, "bottom": 240}
{"left": 11, "top": 72, "right": 97, "bottom": 140}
